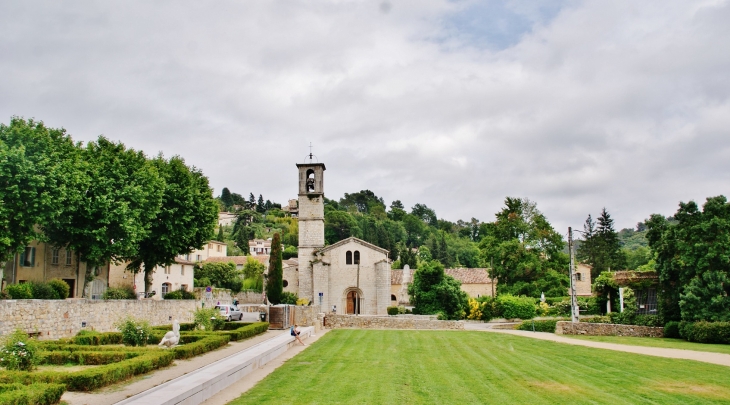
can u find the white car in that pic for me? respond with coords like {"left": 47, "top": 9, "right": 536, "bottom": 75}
{"left": 215, "top": 304, "right": 243, "bottom": 321}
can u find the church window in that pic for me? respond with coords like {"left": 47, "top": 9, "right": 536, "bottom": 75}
{"left": 283, "top": 280, "right": 289, "bottom": 287}
{"left": 391, "top": 294, "right": 396, "bottom": 301}
{"left": 346, "top": 251, "right": 352, "bottom": 265}
{"left": 354, "top": 251, "right": 360, "bottom": 264}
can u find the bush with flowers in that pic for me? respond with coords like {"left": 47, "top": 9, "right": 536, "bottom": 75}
{"left": 0, "top": 329, "right": 40, "bottom": 371}
{"left": 115, "top": 317, "right": 152, "bottom": 347}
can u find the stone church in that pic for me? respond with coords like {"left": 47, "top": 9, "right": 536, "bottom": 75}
{"left": 295, "top": 160, "right": 392, "bottom": 315}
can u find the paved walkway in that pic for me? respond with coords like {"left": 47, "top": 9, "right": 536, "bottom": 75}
{"left": 465, "top": 323, "right": 730, "bottom": 368}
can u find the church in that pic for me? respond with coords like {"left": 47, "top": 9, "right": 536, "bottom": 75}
{"left": 294, "top": 160, "right": 392, "bottom": 315}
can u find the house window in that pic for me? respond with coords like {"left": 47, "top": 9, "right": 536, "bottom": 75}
{"left": 346, "top": 251, "right": 352, "bottom": 265}
{"left": 65, "top": 249, "right": 73, "bottom": 265}
{"left": 184, "top": 254, "right": 190, "bottom": 261}
{"left": 19, "top": 247, "right": 35, "bottom": 267}
{"left": 181, "top": 284, "right": 188, "bottom": 291}
{"left": 196, "top": 254, "right": 202, "bottom": 261}
{"left": 217, "top": 245, "right": 221, "bottom": 252}
{"left": 51, "top": 248, "right": 59, "bottom": 265}
{"left": 181, "top": 265, "right": 185, "bottom": 276}
{"left": 576, "top": 272, "right": 582, "bottom": 281}
{"left": 161, "top": 283, "right": 171, "bottom": 297}
{"left": 164, "top": 266, "right": 171, "bottom": 275}
{"left": 354, "top": 251, "right": 360, "bottom": 264}
{"left": 208, "top": 243, "right": 213, "bottom": 249}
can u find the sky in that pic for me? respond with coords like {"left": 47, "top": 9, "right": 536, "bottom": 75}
{"left": 2, "top": 0, "right": 729, "bottom": 235}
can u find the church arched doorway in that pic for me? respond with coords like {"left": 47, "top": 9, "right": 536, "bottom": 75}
{"left": 344, "top": 288, "right": 363, "bottom": 315}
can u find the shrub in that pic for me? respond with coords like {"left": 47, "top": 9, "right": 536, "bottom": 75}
{"left": 280, "top": 291, "right": 298, "bottom": 305}
{"left": 193, "top": 307, "right": 225, "bottom": 331}
{"left": 516, "top": 319, "right": 566, "bottom": 333}
{"left": 497, "top": 295, "right": 537, "bottom": 320}
{"left": 103, "top": 286, "right": 136, "bottom": 300}
{"left": 296, "top": 297, "right": 310, "bottom": 306}
{"left": 116, "top": 317, "right": 152, "bottom": 347}
{"left": 5, "top": 284, "right": 32, "bottom": 300}
{"left": 679, "top": 321, "right": 730, "bottom": 344}
{"left": 0, "top": 330, "right": 40, "bottom": 371}
{"left": 0, "top": 383, "right": 65, "bottom": 405}
{"left": 194, "top": 277, "right": 211, "bottom": 288}
{"left": 476, "top": 296, "right": 498, "bottom": 321}
{"left": 72, "top": 331, "right": 124, "bottom": 346}
{"left": 172, "top": 335, "right": 230, "bottom": 360}
{"left": 576, "top": 296, "right": 600, "bottom": 315}
{"left": 163, "top": 290, "right": 183, "bottom": 300}
{"left": 29, "top": 282, "right": 60, "bottom": 299}
{"left": 664, "top": 321, "right": 681, "bottom": 339}
{"left": 387, "top": 306, "right": 399, "bottom": 316}
{"left": 47, "top": 278, "right": 70, "bottom": 299}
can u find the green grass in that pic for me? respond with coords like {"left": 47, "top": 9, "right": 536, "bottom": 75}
{"left": 563, "top": 335, "right": 730, "bottom": 355}
{"left": 231, "top": 330, "right": 730, "bottom": 405}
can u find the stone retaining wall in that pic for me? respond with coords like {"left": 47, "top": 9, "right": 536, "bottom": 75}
{"left": 0, "top": 299, "right": 196, "bottom": 340}
{"left": 555, "top": 321, "right": 664, "bottom": 337}
{"left": 323, "top": 314, "right": 464, "bottom": 330}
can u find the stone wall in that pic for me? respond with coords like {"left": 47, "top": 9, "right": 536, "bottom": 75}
{"left": 323, "top": 314, "right": 464, "bottom": 330}
{"left": 0, "top": 299, "right": 196, "bottom": 340}
{"left": 555, "top": 321, "right": 664, "bottom": 337}
{"left": 193, "top": 288, "right": 263, "bottom": 307}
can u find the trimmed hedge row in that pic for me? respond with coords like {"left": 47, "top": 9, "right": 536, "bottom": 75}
{"left": 171, "top": 334, "right": 230, "bottom": 360}
{"left": 0, "top": 383, "right": 65, "bottom": 405}
{"left": 0, "top": 350, "right": 175, "bottom": 391}
{"left": 679, "top": 321, "right": 730, "bottom": 344}
{"left": 40, "top": 350, "right": 138, "bottom": 365}
{"left": 516, "top": 319, "right": 567, "bottom": 333}
{"left": 215, "top": 322, "right": 269, "bottom": 342}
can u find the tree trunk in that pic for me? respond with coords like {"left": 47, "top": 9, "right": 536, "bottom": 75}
{"left": 80, "top": 252, "right": 92, "bottom": 298}
{"left": 144, "top": 263, "right": 154, "bottom": 294}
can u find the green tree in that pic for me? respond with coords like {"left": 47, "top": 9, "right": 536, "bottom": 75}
{"left": 220, "top": 187, "right": 233, "bottom": 209}
{"left": 257, "top": 194, "right": 265, "bottom": 213}
{"left": 408, "top": 260, "right": 467, "bottom": 319}
{"left": 248, "top": 193, "right": 256, "bottom": 210}
{"left": 578, "top": 208, "right": 627, "bottom": 278}
{"left": 324, "top": 210, "right": 361, "bottom": 244}
{"left": 646, "top": 196, "right": 730, "bottom": 322}
{"left": 44, "top": 137, "right": 164, "bottom": 296}
{"left": 0, "top": 118, "right": 79, "bottom": 268}
{"left": 195, "top": 261, "right": 242, "bottom": 292}
{"left": 339, "top": 190, "right": 385, "bottom": 214}
{"left": 411, "top": 203, "right": 437, "bottom": 227}
{"left": 266, "top": 233, "right": 283, "bottom": 304}
{"left": 125, "top": 156, "right": 218, "bottom": 293}
{"left": 388, "top": 200, "right": 407, "bottom": 221}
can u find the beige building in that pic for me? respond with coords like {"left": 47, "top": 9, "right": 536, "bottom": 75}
{"left": 218, "top": 212, "right": 237, "bottom": 227}
{"left": 572, "top": 263, "right": 593, "bottom": 297}
{"left": 108, "top": 241, "right": 228, "bottom": 299}
{"left": 248, "top": 239, "right": 272, "bottom": 255}
{"left": 390, "top": 267, "right": 497, "bottom": 306}
{"left": 2, "top": 241, "right": 108, "bottom": 298}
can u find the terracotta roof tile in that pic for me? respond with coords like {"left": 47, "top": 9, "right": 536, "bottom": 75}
{"left": 445, "top": 268, "right": 493, "bottom": 284}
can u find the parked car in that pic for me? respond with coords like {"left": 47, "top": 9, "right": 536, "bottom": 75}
{"left": 215, "top": 304, "right": 243, "bottom": 321}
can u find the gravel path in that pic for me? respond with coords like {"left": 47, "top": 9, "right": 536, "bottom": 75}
{"left": 465, "top": 323, "right": 730, "bottom": 368}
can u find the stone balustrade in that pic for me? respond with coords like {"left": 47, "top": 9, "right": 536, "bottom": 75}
{"left": 555, "top": 321, "right": 664, "bottom": 337}
{"left": 323, "top": 314, "right": 464, "bottom": 330}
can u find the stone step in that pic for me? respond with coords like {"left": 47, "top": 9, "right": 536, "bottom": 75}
{"left": 115, "top": 327, "right": 313, "bottom": 405}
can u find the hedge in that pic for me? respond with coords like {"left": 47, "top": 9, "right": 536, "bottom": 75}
{"left": 171, "top": 335, "right": 230, "bottom": 360}
{"left": 497, "top": 295, "right": 537, "bottom": 320}
{"left": 72, "top": 331, "right": 124, "bottom": 345}
{"left": 516, "top": 319, "right": 567, "bottom": 333}
{"left": 387, "top": 306, "right": 399, "bottom": 316}
{"left": 213, "top": 322, "right": 269, "bottom": 342}
{"left": 664, "top": 321, "right": 681, "bottom": 339}
{"left": 679, "top": 321, "right": 730, "bottom": 344}
{"left": 0, "top": 383, "right": 65, "bottom": 405}
{"left": 0, "top": 350, "right": 175, "bottom": 391}
{"left": 40, "top": 350, "right": 138, "bottom": 365}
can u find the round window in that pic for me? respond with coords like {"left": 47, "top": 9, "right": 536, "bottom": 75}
{"left": 283, "top": 280, "right": 289, "bottom": 287}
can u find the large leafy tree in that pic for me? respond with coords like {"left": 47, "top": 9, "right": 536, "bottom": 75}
{"left": 266, "top": 233, "right": 283, "bottom": 304}
{"left": 408, "top": 260, "right": 467, "bottom": 319}
{"left": 126, "top": 156, "right": 218, "bottom": 293}
{"left": 411, "top": 203, "right": 437, "bottom": 227}
{"left": 478, "top": 197, "right": 568, "bottom": 297}
{"left": 339, "top": 190, "right": 385, "bottom": 214}
{"left": 0, "top": 118, "right": 80, "bottom": 271}
{"left": 646, "top": 196, "right": 730, "bottom": 322}
{"left": 220, "top": 187, "right": 233, "bottom": 209}
{"left": 194, "top": 261, "right": 242, "bottom": 293}
{"left": 43, "top": 137, "right": 164, "bottom": 296}
{"left": 324, "top": 210, "right": 361, "bottom": 244}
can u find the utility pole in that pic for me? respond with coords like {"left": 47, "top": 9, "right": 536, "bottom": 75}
{"left": 568, "top": 227, "right": 579, "bottom": 323}
{"left": 356, "top": 261, "right": 360, "bottom": 315}
{"left": 490, "top": 257, "right": 495, "bottom": 298}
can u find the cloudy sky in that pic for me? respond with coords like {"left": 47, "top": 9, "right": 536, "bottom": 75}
{"left": 2, "top": 0, "right": 729, "bottom": 234}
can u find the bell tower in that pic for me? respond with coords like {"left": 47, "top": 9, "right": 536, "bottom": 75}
{"left": 296, "top": 153, "right": 325, "bottom": 303}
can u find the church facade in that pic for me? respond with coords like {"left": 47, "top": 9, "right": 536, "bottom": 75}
{"left": 295, "top": 160, "right": 392, "bottom": 315}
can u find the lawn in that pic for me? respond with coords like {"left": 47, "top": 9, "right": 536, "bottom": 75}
{"left": 562, "top": 335, "right": 730, "bottom": 355}
{"left": 231, "top": 330, "right": 730, "bottom": 405}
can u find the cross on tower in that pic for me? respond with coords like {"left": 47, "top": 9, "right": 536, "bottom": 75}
{"left": 308, "top": 142, "right": 314, "bottom": 161}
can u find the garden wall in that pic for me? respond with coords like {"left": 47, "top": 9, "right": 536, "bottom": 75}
{"left": 555, "top": 321, "right": 664, "bottom": 337}
{"left": 0, "top": 299, "right": 196, "bottom": 340}
{"left": 194, "top": 287, "right": 263, "bottom": 307}
{"left": 323, "top": 314, "right": 464, "bottom": 330}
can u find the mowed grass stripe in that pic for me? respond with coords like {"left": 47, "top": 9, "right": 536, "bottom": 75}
{"left": 230, "top": 330, "right": 730, "bottom": 405}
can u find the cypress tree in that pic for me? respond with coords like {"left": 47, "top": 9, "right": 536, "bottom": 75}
{"left": 266, "top": 233, "right": 283, "bottom": 304}
{"left": 220, "top": 187, "right": 233, "bottom": 209}
{"left": 257, "top": 194, "right": 265, "bottom": 213}
{"left": 217, "top": 226, "right": 224, "bottom": 242}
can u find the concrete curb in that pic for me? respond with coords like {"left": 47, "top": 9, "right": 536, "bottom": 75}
{"left": 116, "top": 327, "right": 314, "bottom": 405}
